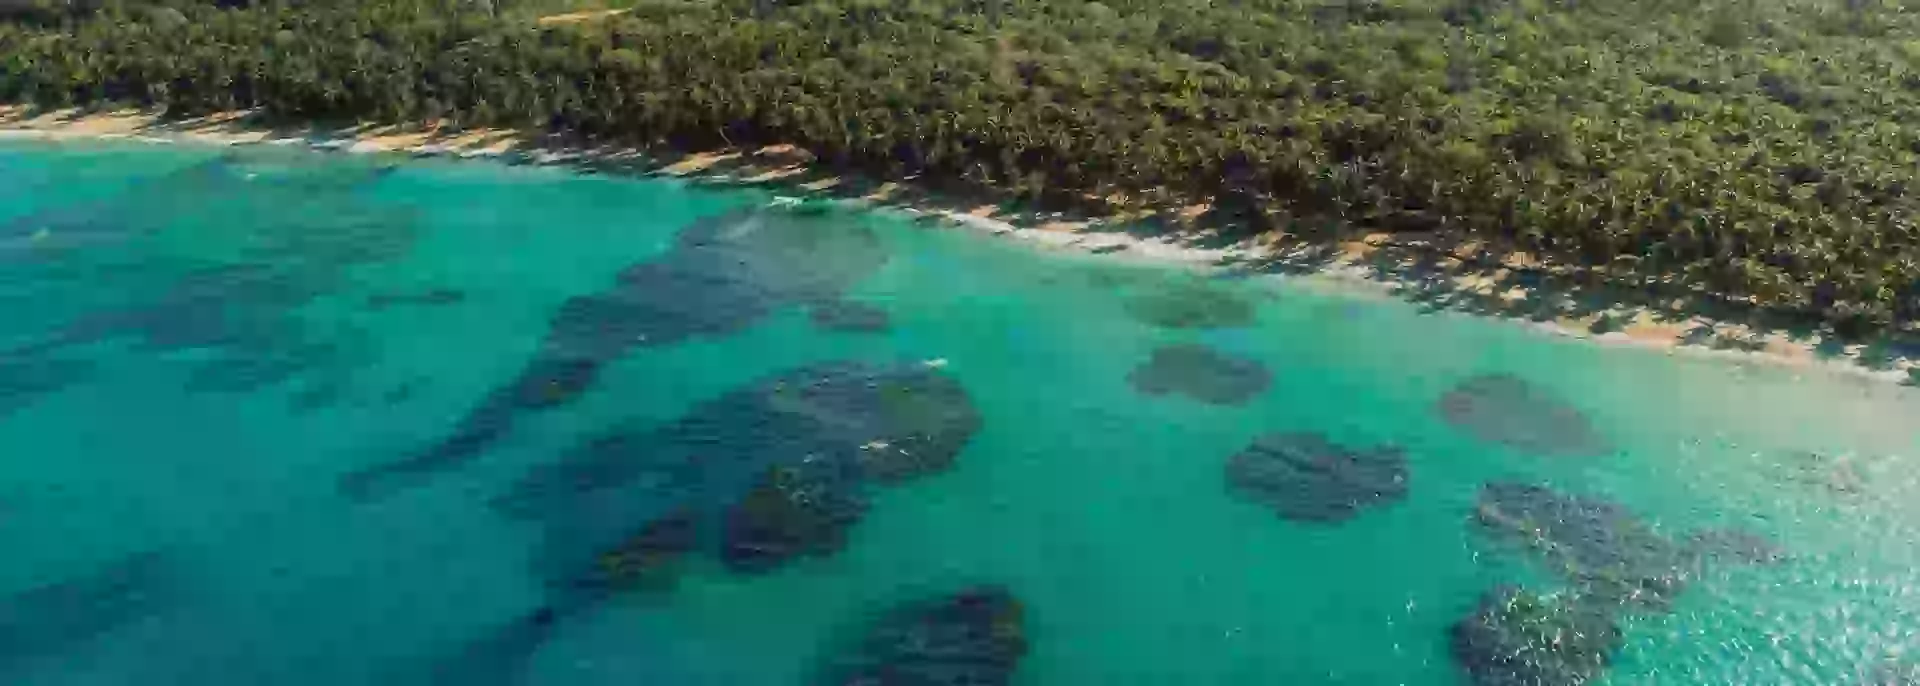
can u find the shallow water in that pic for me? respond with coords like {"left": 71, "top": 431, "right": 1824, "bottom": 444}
{"left": 2, "top": 139, "right": 1918, "bottom": 685}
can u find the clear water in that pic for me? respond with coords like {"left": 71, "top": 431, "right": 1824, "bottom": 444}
{"left": 2, "top": 139, "right": 1918, "bottom": 685}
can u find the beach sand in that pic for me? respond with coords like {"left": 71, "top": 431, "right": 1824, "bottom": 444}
{"left": 3, "top": 105, "right": 1910, "bottom": 384}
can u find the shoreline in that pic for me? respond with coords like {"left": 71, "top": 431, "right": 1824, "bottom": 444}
{"left": 3, "top": 106, "right": 1915, "bottom": 386}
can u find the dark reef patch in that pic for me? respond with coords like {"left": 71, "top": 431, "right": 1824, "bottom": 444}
{"left": 496, "top": 360, "right": 980, "bottom": 528}
{"left": 721, "top": 459, "right": 870, "bottom": 573}
{"left": 382, "top": 380, "right": 421, "bottom": 404}
{"left": 4, "top": 170, "right": 418, "bottom": 415}
{"left": 365, "top": 288, "right": 466, "bottom": 311}
{"left": 0, "top": 357, "right": 93, "bottom": 418}
{"left": 1225, "top": 432, "right": 1408, "bottom": 523}
{"left": 816, "top": 586, "right": 1028, "bottom": 686}
{"left": 810, "top": 300, "right": 892, "bottom": 333}
{"left": 289, "top": 378, "right": 347, "bottom": 413}
{"left": 1437, "top": 374, "right": 1608, "bottom": 457}
{"left": 0, "top": 156, "right": 236, "bottom": 264}
{"left": 421, "top": 607, "right": 571, "bottom": 686}
{"left": 43, "top": 262, "right": 319, "bottom": 356}
{"left": 1685, "top": 526, "right": 1787, "bottom": 566}
{"left": 1472, "top": 482, "right": 1783, "bottom": 613}
{"left": 575, "top": 508, "right": 701, "bottom": 594}
{"left": 181, "top": 341, "right": 348, "bottom": 395}
{"left": 443, "top": 360, "right": 979, "bottom": 680}
{"left": 1127, "top": 343, "right": 1271, "bottom": 405}
{"left": 1780, "top": 450, "right": 1869, "bottom": 496}
{"left": 1121, "top": 278, "right": 1258, "bottom": 330}
{"left": 1868, "top": 659, "right": 1920, "bottom": 685}
{"left": 1473, "top": 482, "right": 1696, "bottom": 610}
{"left": 0, "top": 551, "right": 179, "bottom": 677}
{"left": 1449, "top": 586, "right": 1622, "bottom": 686}
{"left": 343, "top": 207, "right": 890, "bottom": 500}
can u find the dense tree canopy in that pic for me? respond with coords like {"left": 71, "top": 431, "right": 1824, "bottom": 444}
{"left": 5, "top": 0, "right": 1920, "bottom": 331}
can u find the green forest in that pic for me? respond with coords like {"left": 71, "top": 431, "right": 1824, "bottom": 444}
{"left": 4, "top": 0, "right": 1920, "bottom": 334}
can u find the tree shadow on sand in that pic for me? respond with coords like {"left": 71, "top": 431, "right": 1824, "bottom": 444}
{"left": 1222, "top": 230, "right": 1920, "bottom": 377}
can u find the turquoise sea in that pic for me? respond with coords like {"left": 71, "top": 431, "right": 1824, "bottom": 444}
{"left": 2, "top": 139, "right": 1919, "bottom": 685}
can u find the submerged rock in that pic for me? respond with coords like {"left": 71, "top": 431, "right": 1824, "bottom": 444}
{"left": 182, "top": 341, "right": 342, "bottom": 395}
{"left": 577, "top": 508, "right": 701, "bottom": 593}
{"left": 1225, "top": 432, "right": 1408, "bottom": 523}
{"left": 497, "top": 360, "right": 981, "bottom": 522}
{"left": 1127, "top": 343, "right": 1271, "bottom": 406}
{"left": 834, "top": 369, "right": 985, "bottom": 483}
{"left": 342, "top": 207, "right": 891, "bottom": 501}
{"left": 603, "top": 205, "right": 891, "bottom": 348}
{"left": 289, "top": 379, "right": 346, "bottom": 413}
{"left": 1121, "top": 278, "right": 1258, "bottom": 330}
{"left": 1782, "top": 450, "right": 1868, "bottom": 496}
{"left": 421, "top": 606, "right": 571, "bottom": 686}
{"left": 1685, "top": 526, "right": 1787, "bottom": 566}
{"left": 503, "top": 357, "right": 604, "bottom": 411}
{"left": 1473, "top": 483, "right": 1784, "bottom": 613}
{"left": 0, "top": 156, "right": 236, "bottom": 263}
{"left": 0, "top": 203, "right": 138, "bottom": 261}
{"left": 0, "top": 357, "right": 92, "bottom": 418}
{"left": 438, "top": 361, "right": 981, "bottom": 680}
{"left": 1449, "top": 586, "right": 1623, "bottom": 686}
{"left": 40, "top": 262, "right": 318, "bottom": 357}
{"left": 811, "top": 300, "right": 893, "bottom": 333}
{"left": 1473, "top": 482, "right": 1696, "bottom": 610}
{"left": 382, "top": 380, "right": 420, "bottom": 404}
{"left": 1867, "top": 659, "right": 1920, "bottom": 685}
{"left": 239, "top": 203, "right": 420, "bottom": 269}
{"left": 1437, "top": 374, "right": 1608, "bottom": 457}
{"left": 722, "top": 459, "right": 870, "bottom": 573}
{"left": 337, "top": 355, "right": 612, "bottom": 525}
{"left": 0, "top": 551, "right": 178, "bottom": 677}
{"left": 364, "top": 288, "right": 466, "bottom": 311}
{"left": 9, "top": 196, "right": 409, "bottom": 410}
{"left": 413, "top": 506, "right": 699, "bottom": 686}
{"left": 817, "top": 586, "right": 1029, "bottom": 686}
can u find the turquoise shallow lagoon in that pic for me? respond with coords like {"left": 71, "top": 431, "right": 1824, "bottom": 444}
{"left": 2, "top": 139, "right": 1919, "bottom": 685}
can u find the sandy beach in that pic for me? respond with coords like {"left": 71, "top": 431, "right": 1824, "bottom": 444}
{"left": 4, "top": 105, "right": 1912, "bottom": 384}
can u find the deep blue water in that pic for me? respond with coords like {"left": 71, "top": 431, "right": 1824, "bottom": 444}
{"left": 3, "top": 139, "right": 1919, "bottom": 685}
